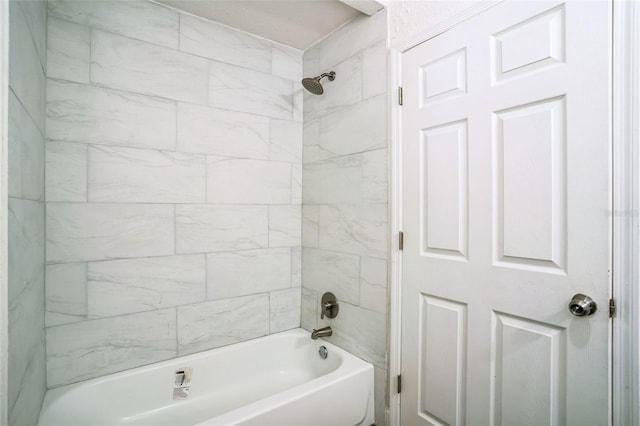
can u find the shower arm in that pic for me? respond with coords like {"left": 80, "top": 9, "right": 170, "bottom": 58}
{"left": 318, "top": 71, "right": 336, "bottom": 82}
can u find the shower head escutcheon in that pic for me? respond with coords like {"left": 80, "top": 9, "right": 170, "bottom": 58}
{"left": 301, "top": 71, "right": 336, "bottom": 95}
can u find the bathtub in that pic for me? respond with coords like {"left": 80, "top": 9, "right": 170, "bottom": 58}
{"left": 38, "top": 328, "right": 375, "bottom": 426}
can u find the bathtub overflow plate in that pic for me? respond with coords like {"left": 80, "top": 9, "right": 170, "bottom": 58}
{"left": 319, "top": 345, "right": 328, "bottom": 359}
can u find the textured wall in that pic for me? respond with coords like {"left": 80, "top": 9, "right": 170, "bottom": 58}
{"left": 7, "top": 0, "right": 47, "bottom": 424}
{"left": 382, "top": 0, "right": 483, "bottom": 45}
{"left": 301, "top": 10, "right": 388, "bottom": 426}
{"left": 44, "top": 0, "right": 303, "bottom": 388}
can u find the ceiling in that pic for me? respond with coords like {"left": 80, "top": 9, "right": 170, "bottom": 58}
{"left": 155, "top": 0, "right": 365, "bottom": 50}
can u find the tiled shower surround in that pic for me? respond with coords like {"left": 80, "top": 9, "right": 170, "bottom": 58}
{"left": 37, "top": 0, "right": 389, "bottom": 424}
{"left": 8, "top": 0, "right": 47, "bottom": 424}
{"left": 301, "top": 11, "right": 389, "bottom": 426}
{"left": 44, "top": 0, "right": 303, "bottom": 387}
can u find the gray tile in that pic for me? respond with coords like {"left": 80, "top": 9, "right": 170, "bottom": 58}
{"left": 46, "top": 79, "right": 176, "bottom": 150}
{"left": 292, "top": 163, "right": 302, "bottom": 205}
{"left": 293, "top": 86, "right": 303, "bottom": 123}
{"left": 303, "top": 54, "right": 362, "bottom": 122}
{"left": 8, "top": 260, "right": 45, "bottom": 422}
{"left": 18, "top": 103, "right": 45, "bottom": 202}
{"left": 302, "top": 248, "right": 360, "bottom": 305}
{"left": 47, "top": 16, "right": 90, "bottom": 84}
{"left": 207, "top": 156, "right": 291, "bottom": 204}
{"left": 8, "top": 91, "right": 22, "bottom": 198}
{"left": 319, "top": 94, "right": 387, "bottom": 157}
{"left": 303, "top": 42, "right": 321, "bottom": 78}
{"left": 47, "top": 203, "right": 174, "bottom": 263}
{"left": 91, "top": 30, "right": 208, "bottom": 104}
{"left": 177, "top": 294, "right": 269, "bottom": 355}
{"left": 45, "top": 263, "right": 87, "bottom": 327}
{"left": 180, "top": 14, "right": 272, "bottom": 72}
{"left": 303, "top": 119, "right": 320, "bottom": 146}
{"left": 8, "top": 340, "right": 46, "bottom": 426}
{"left": 362, "top": 148, "right": 388, "bottom": 203}
{"left": 88, "top": 145, "right": 206, "bottom": 203}
{"left": 360, "top": 256, "right": 388, "bottom": 314}
{"left": 46, "top": 308, "right": 177, "bottom": 386}
{"left": 291, "top": 246, "right": 302, "bottom": 287}
{"left": 175, "top": 204, "right": 268, "bottom": 254}
{"left": 318, "top": 204, "right": 387, "bottom": 258}
{"left": 269, "top": 205, "right": 301, "bottom": 248}
{"left": 303, "top": 145, "right": 322, "bottom": 165}
{"left": 207, "top": 248, "right": 291, "bottom": 300}
{"left": 270, "top": 288, "right": 301, "bottom": 333}
{"left": 272, "top": 44, "right": 303, "bottom": 81}
{"left": 300, "top": 287, "right": 318, "bottom": 332}
{"left": 302, "top": 205, "right": 319, "bottom": 248}
{"left": 363, "top": 41, "right": 388, "bottom": 100}
{"left": 16, "top": 0, "right": 47, "bottom": 67}
{"left": 46, "top": 141, "right": 87, "bottom": 202}
{"left": 88, "top": 255, "right": 206, "bottom": 318}
{"left": 177, "top": 103, "right": 269, "bottom": 159}
{"left": 209, "top": 61, "right": 293, "bottom": 120}
{"left": 8, "top": 198, "right": 45, "bottom": 304}
{"left": 303, "top": 154, "right": 362, "bottom": 204}
{"left": 270, "top": 120, "right": 302, "bottom": 163}
{"left": 8, "top": 90, "right": 44, "bottom": 201}
{"left": 9, "top": 0, "right": 46, "bottom": 130}
{"left": 48, "top": 0, "right": 179, "bottom": 48}
{"left": 319, "top": 301, "right": 386, "bottom": 369}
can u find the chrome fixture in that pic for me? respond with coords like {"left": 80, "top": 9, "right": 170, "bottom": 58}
{"left": 174, "top": 368, "right": 192, "bottom": 386}
{"left": 320, "top": 292, "right": 339, "bottom": 319}
{"left": 301, "top": 71, "right": 336, "bottom": 95}
{"left": 311, "top": 326, "right": 332, "bottom": 340}
{"left": 318, "top": 345, "right": 328, "bottom": 359}
{"left": 568, "top": 293, "right": 597, "bottom": 316}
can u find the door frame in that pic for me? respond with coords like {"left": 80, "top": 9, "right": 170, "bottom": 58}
{"left": 387, "top": 1, "right": 640, "bottom": 425}
{"left": 611, "top": 1, "right": 640, "bottom": 424}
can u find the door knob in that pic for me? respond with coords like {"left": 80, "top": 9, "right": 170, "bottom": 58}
{"left": 568, "top": 293, "right": 597, "bottom": 316}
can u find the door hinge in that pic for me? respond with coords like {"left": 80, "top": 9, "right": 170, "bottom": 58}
{"left": 399, "top": 231, "right": 404, "bottom": 251}
{"left": 397, "top": 374, "right": 402, "bottom": 393}
{"left": 609, "top": 298, "right": 616, "bottom": 318}
{"left": 398, "top": 86, "right": 403, "bottom": 106}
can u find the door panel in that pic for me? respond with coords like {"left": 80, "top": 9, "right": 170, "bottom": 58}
{"left": 421, "top": 120, "right": 468, "bottom": 259}
{"left": 401, "top": 2, "right": 611, "bottom": 425}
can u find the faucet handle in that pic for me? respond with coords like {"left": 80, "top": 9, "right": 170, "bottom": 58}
{"left": 320, "top": 292, "right": 339, "bottom": 319}
{"left": 320, "top": 301, "right": 337, "bottom": 319}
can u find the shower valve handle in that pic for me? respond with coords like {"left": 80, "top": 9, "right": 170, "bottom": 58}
{"left": 320, "top": 292, "right": 339, "bottom": 319}
{"left": 321, "top": 301, "right": 337, "bottom": 319}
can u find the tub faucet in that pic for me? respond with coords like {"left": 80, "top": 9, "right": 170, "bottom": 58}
{"left": 311, "top": 326, "right": 332, "bottom": 340}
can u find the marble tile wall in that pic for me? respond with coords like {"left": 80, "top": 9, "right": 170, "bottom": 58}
{"left": 301, "top": 10, "right": 389, "bottom": 426}
{"left": 8, "top": 0, "right": 47, "bottom": 424}
{"left": 45, "top": 0, "right": 303, "bottom": 388}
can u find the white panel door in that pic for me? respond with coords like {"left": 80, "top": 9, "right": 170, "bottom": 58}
{"left": 400, "top": 1, "right": 611, "bottom": 425}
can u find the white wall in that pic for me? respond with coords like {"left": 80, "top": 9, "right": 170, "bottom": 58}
{"left": 44, "top": 0, "right": 303, "bottom": 388}
{"left": 381, "top": 0, "right": 485, "bottom": 45}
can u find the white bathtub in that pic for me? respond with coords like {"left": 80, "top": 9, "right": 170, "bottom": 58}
{"left": 38, "top": 328, "right": 375, "bottom": 426}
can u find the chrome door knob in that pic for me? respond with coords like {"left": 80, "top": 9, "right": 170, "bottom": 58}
{"left": 568, "top": 293, "right": 597, "bottom": 316}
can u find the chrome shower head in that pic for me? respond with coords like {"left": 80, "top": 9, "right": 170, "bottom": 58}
{"left": 301, "top": 71, "right": 336, "bottom": 95}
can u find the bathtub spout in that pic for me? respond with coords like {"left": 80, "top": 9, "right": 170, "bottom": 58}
{"left": 311, "top": 326, "right": 332, "bottom": 340}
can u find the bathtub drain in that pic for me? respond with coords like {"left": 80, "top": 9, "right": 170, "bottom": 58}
{"left": 318, "top": 346, "right": 328, "bottom": 359}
